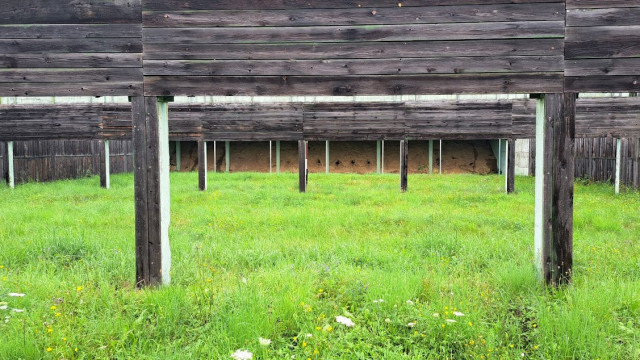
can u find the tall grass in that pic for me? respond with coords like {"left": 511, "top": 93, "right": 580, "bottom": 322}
{"left": 0, "top": 173, "right": 639, "bottom": 359}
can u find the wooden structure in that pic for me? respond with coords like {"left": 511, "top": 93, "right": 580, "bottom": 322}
{"left": 2, "top": 0, "right": 640, "bottom": 287}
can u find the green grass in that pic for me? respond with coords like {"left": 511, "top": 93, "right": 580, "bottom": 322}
{"left": 0, "top": 172, "right": 639, "bottom": 359}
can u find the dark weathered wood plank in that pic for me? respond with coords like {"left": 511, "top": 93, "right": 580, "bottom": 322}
{"left": 507, "top": 138, "right": 515, "bottom": 193}
{"left": 0, "top": 24, "right": 142, "bottom": 39}
{"left": 566, "top": 7, "right": 640, "bottom": 27}
{"left": 0, "top": 39, "right": 143, "bottom": 54}
{"left": 143, "top": 4, "right": 563, "bottom": 27}
{"left": 566, "top": 0, "right": 640, "bottom": 9}
{"left": 1, "top": 0, "right": 142, "bottom": 24}
{"left": 0, "top": 53, "right": 142, "bottom": 69}
{"left": 143, "top": 21, "right": 564, "bottom": 44}
{"left": 565, "top": 58, "right": 640, "bottom": 77}
{"left": 400, "top": 139, "right": 408, "bottom": 192}
{"left": 565, "top": 76, "right": 640, "bottom": 93}
{"left": 198, "top": 140, "right": 207, "bottom": 191}
{"left": 298, "top": 140, "right": 306, "bottom": 193}
{"left": 144, "top": 56, "right": 563, "bottom": 76}
{"left": 144, "top": 73, "right": 564, "bottom": 96}
{"left": 143, "top": 39, "right": 563, "bottom": 60}
{"left": 131, "top": 96, "right": 150, "bottom": 287}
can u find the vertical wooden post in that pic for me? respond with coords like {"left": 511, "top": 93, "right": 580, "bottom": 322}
{"left": 381, "top": 140, "right": 385, "bottom": 174}
{"left": 615, "top": 138, "right": 622, "bottom": 194}
{"left": 428, "top": 140, "right": 434, "bottom": 174}
{"left": 376, "top": 140, "right": 381, "bottom": 174}
{"left": 535, "top": 93, "right": 576, "bottom": 286}
{"left": 507, "top": 139, "right": 515, "bottom": 193}
{"left": 7, "top": 141, "right": 14, "bottom": 189}
{"left": 213, "top": 140, "right": 217, "bottom": 172}
{"left": 100, "top": 139, "right": 110, "bottom": 189}
{"left": 439, "top": 139, "right": 443, "bottom": 174}
{"left": 298, "top": 140, "right": 307, "bottom": 192}
{"left": 225, "top": 141, "right": 230, "bottom": 173}
{"left": 498, "top": 139, "right": 503, "bottom": 174}
{"left": 400, "top": 140, "right": 408, "bottom": 192}
{"left": 269, "top": 141, "right": 273, "bottom": 174}
{"left": 276, "top": 141, "right": 281, "bottom": 174}
{"left": 198, "top": 140, "right": 207, "bottom": 191}
{"left": 325, "top": 140, "right": 330, "bottom": 174}
{"left": 175, "top": 141, "right": 181, "bottom": 171}
{"left": 131, "top": 96, "right": 172, "bottom": 287}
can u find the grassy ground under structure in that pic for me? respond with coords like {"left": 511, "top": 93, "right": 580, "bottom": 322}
{"left": 0, "top": 173, "right": 639, "bottom": 359}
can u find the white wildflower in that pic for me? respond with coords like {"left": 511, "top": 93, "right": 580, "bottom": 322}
{"left": 373, "top": 299, "right": 385, "bottom": 304}
{"left": 231, "top": 349, "right": 253, "bottom": 360}
{"left": 453, "top": 311, "right": 465, "bottom": 317}
{"left": 305, "top": 333, "right": 312, "bottom": 338}
{"left": 11, "top": 309, "right": 24, "bottom": 313}
{"left": 407, "top": 322, "right": 416, "bottom": 328}
{"left": 4, "top": 316, "right": 9, "bottom": 323}
{"left": 336, "top": 315, "right": 355, "bottom": 327}
{"left": 8, "top": 293, "right": 25, "bottom": 297}
{"left": 241, "top": 277, "right": 247, "bottom": 285}
{"left": 258, "top": 337, "right": 271, "bottom": 346}
{"left": 0, "top": 305, "right": 7, "bottom": 310}
{"left": 406, "top": 300, "right": 414, "bottom": 305}
{"left": 432, "top": 313, "right": 440, "bottom": 317}
{"left": 384, "top": 318, "right": 391, "bottom": 323}
{"left": 445, "top": 319, "right": 456, "bottom": 323}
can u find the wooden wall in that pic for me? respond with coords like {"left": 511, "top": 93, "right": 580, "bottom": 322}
{"left": 565, "top": 0, "right": 640, "bottom": 92}
{"left": 11, "top": 139, "right": 133, "bottom": 183}
{"left": 575, "top": 137, "right": 639, "bottom": 188}
{"left": 0, "top": 0, "right": 143, "bottom": 96}
{"left": 141, "top": 0, "right": 565, "bottom": 96}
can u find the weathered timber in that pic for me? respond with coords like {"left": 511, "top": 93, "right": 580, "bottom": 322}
{"left": 132, "top": 96, "right": 171, "bottom": 287}
{"left": 7, "top": 141, "right": 14, "bottom": 188}
{"left": 400, "top": 140, "right": 408, "bottom": 192}
{"left": 298, "top": 140, "right": 307, "bottom": 193}
{"left": 536, "top": 93, "right": 575, "bottom": 286}
{"left": 99, "top": 139, "right": 110, "bottom": 189}
{"left": 507, "top": 138, "right": 515, "bottom": 193}
{"left": 198, "top": 140, "right": 207, "bottom": 191}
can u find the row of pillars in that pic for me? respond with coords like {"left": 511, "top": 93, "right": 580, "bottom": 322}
{"left": 0, "top": 94, "right": 609, "bottom": 289}
{"left": 129, "top": 94, "right": 578, "bottom": 288}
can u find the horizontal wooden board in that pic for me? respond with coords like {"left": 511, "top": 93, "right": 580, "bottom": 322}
{"left": 0, "top": 39, "right": 143, "bottom": 54}
{"left": 144, "top": 73, "right": 563, "bottom": 96}
{"left": 565, "top": 40, "right": 640, "bottom": 59}
{"left": 304, "top": 103, "right": 404, "bottom": 140}
{"left": 144, "top": 39, "right": 563, "bottom": 61}
{"left": 0, "top": 68, "right": 142, "bottom": 83}
{"left": 0, "top": 24, "right": 141, "bottom": 39}
{"left": 1, "top": 0, "right": 142, "bottom": 24}
{"left": 565, "top": 76, "right": 640, "bottom": 93}
{"left": 0, "top": 82, "right": 142, "bottom": 97}
{"left": 566, "top": 0, "right": 640, "bottom": 9}
{"left": 144, "top": 56, "right": 563, "bottom": 76}
{"left": 144, "top": 21, "right": 563, "bottom": 44}
{"left": 565, "top": 59, "right": 640, "bottom": 77}
{"left": 0, "top": 53, "right": 142, "bottom": 69}
{"left": 144, "top": 0, "right": 560, "bottom": 11}
{"left": 143, "top": 4, "right": 563, "bottom": 28}
{"left": 566, "top": 7, "right": 640, "bottom": 27}
{"left": 511, "top": 99, "right": 536, "bottom": 138}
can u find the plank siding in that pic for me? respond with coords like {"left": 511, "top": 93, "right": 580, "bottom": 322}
{"left": 142, "top": 0, "right": 564, "bottom": 96}
{"left": 0, "top": 0, "right": 143, "bottom": 96}
{"left": 565, "top": 1, "right": 640, "bottom": 92}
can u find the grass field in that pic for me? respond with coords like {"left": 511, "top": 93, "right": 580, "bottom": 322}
{"left": 0, "top": 173, "right": 639, "bottom": 359}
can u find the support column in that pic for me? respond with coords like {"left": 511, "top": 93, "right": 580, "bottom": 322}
{"left": 400, "top": 140, "right": 408, "bottom": 192}
{"left": 198, "top": 140, "right": 207, "bottom": 191}
{"left": 269, "top": 141, "right": 273, "bottom": 174}
{"left": 381, "top": 140, "right": 385, "bottom": 174}
{"left": 429, "top": 140, "right": 434, "bottom": 174}
{"left": 376, "top": 140, "right": 381, "bottom": 174}
{"left": 439, "top": 140, "right": 443, "bottom": 174}
{"left": 99, "top": 139, "right": 110, "bottom": 189}
{"left": 276, "top": 141, "right": 281, "bottom": 174}
{"left": 534, "top": 93, "right": 576, "bottom": 286}
{"left": 507, "top": 139, "right": 515, "bottom": 193}
{"left": 298, "top": 140, "right": 307, "bottom": 192}
{"left": 225, "top": 141, "right": 230, "bottom": 173}
{"left": 131, "top": 96, "right": 172, "bottom": 287}
{"left": 213, "top": 141, "right": 217, "bottom": 172}
{"left": 325, "top": 140, "right": 330, "bottom": 174}
{"left": 175, "top": 141, "right": 181, "bottom": 171}
{"left": 7, "top": 141, "right": 14, "bottom": 188}
{"left": 615, "top": 138, "right": 622, "bottom": 194}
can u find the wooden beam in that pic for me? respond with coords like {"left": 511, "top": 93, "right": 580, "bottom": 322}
{"left": 276, "top": 140, "right": 281, "bottom": 174}
{"left": 225, "top": 141, "right": 230, "bottom": 173}
{"left": 381, "top": 140, "right": 385, "bottom": 174}
{"left": 325, "top": 140, "right": 330, "bottom": 174}
{"left": 99, "top": 139, "right": 110, "bottom": 189}
{"left": 439, "top": 139, "right": 443, "bottom": 174}
{"left": 298, "top": 140, "right": 307, "bottom": 192}
{"left": 269, "top": 140, "right": 272, "bottom": 174}
{"left": 429, "top": 140, "right": 434, "bottom": 174}
{"left": 507, "top": 138, "right": 515, "bottom": 193}
{"left": 400, "top": 140, "right": 408, "bottom": 192}
{"left": 131, "top": 96, "right": 171, "bottom": 287}
{"left": 7, "top": 141, "right": 14, "bottom": 189}
{"left": 175, "top": 140, "right": 181, "bottom": 171}
{"left": 535, "top": 93, "right": 576, "bottom": 287}
{"left": 198, "top": 140, "right": 207, "bottom": 191}
{"left": 615, "top": 138, "right": 622, "bottom": 194}
{"left": 376, "top": 140, "right": 381, "bottom": 174}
